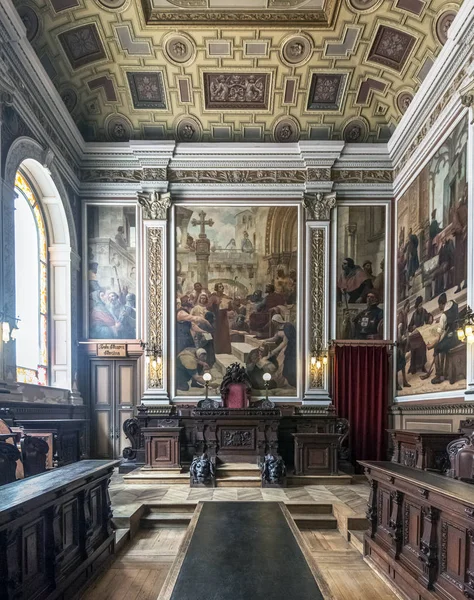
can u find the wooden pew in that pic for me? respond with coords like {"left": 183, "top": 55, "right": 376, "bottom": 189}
{"left": 360, "top": 460, "right": 474, "bottom": 600}
{"left": 0, "top": 459, "right": 119, "bottom": 600}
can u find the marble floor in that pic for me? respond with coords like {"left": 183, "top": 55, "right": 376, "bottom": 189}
{"left": 109, "top": 471, "right": 370, "bottom": 522}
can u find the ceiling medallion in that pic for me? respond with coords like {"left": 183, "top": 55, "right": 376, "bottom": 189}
{"left": 281, "top": 34, "right": 313, "bottom": 66}
{"left": 176, "top": 116, "right": 202, "bottom": 142}
{"left": 348, "top": 0, "right": 383, "bottom": 12}
{"left": 60, "top": 89, "right": 78, "bottom": 113}
{"left": 397, "top": 91, "right": 414, "bottom": 114}
{"left": 94, "top": 0, "right": 130, "bottom": 11}
{"left": 274, "top": 118, "right": 300, "bottom": 143}
{"left": 436, "top": 10, "right": 457, "bottom": 45}
{"left": 342, "top": 118, "right": 369, "bottom": 143}
{"left": 164, "top": 34, "right": 196, "bottom": 66}
{"left": 16, "top": 6, "right": 40, "bottom": 42}
{"left": 105, "top": 114, "right": 132, "bottom": 142}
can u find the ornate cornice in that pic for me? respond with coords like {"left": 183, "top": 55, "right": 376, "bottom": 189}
{"left": 303, "top": 192, "right": 336, "bottom": 221}
{"left": 137, "top": 191, "right": 171, "bottom": 220}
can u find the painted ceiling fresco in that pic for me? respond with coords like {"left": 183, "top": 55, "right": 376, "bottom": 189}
{"left": 14, "top": 0, "right": 462, "bottom": 143}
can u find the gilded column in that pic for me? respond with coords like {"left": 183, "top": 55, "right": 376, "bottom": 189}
{"left": 303, "top": 192, "right": 335, "bottom": 401}
{"left": 137, "top": 191, "right": 171, "bottom": 403}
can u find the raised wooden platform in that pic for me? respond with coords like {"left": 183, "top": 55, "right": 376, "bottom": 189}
{"left": 158, "top": 502, "right": 330, "bottom": 600}
{"left": 122, "top": 463, "right": 353, "bottom": 487}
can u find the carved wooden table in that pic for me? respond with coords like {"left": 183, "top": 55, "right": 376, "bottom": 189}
{"left": 144, "top": 426, "right": 183, "bottom": 469}
{"left": 292, "top": 432, "right": 341, "bottom": 475}
{"left": 388, "top": 429, "right": 460, "bottom": 471}
{"left": 360, "top": 460, "right": 474, "bottom": 600}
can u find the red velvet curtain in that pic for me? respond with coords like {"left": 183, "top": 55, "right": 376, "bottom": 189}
{"left": 333, "top": 344, "right": 389, "bottom": 464}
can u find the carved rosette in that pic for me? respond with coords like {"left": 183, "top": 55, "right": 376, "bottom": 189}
{"left": 303, "top": 192, "right": 336, "bottom": 221}
{"left": 147, "top": 228, "right": 163, "bottom": 389}
{"left": 310, "top": 228, "right": 325, "bottom": 388}
{"left": 137, "top": 191, "right": 171, "bottom": 220}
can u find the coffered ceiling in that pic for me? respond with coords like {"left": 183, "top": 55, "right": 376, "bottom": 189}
{"left": 14, "top": 0, "right": 462, "bottom": 143}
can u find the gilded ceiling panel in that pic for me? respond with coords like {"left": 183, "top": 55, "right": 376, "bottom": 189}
{"left": 14, "top": 0, "right": 463, "bottom": 143}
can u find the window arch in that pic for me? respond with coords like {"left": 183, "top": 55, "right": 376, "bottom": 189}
{"left": 14, "top": 171, "right": 48, "bottom": 385}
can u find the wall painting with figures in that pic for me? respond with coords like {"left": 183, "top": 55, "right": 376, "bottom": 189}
{"left": 86, "top": 204, "right": 137, "bottom": 340}
{"left": 335, "top": 205, "right": 386, "bottom": 340}
{"left": 174, "top": 204, "right": 298, "bottom": 397}
{"left": 396, "top": 115, "right": 468, "bottom": 396}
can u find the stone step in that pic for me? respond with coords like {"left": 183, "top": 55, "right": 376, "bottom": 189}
{"left": 215, "top": 353, "right": 244, "bottom": 376}
{"left": 123, "top": 470, "right": 189, "bottom": 485}
{"left": 231, "top": 342, "right": 256, "bottom": 363}
{"left": 215, "top": 476, "right": 261, "bottom": 488}
{"left": 286, "top": 503, "right": 333, "bottom": 515}
{"left": 114, "top": 528, "right": 130, "bottom": 552}
{"left": 287, "top": 474, "right": 353, "bottom": 486}
{"left": 217, "top": 463, "right": 261, "bottom": 478}
{"left": 349, "top": 530, "right": 365, "bottom": 555}
{"left": 292, "top": 514, "right": 338, "bottom": 530}
{"left": 147, "top": 504, "right": 197, "bottom": 514}
{"left": 141, "top": 513, "right": 192, "bottom": 528}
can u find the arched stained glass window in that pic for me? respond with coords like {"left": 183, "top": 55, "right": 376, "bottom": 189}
{"left": 14, "top": 171, "right": 48, "bottom": 385}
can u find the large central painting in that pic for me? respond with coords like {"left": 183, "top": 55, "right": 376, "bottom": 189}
{"left": 174, "top": 204, "right": 299, "bottom": 397}
{"left": 396, "top": 116, "right": 468, "bottom": 397}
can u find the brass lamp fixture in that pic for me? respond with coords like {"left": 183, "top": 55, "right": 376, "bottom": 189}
{"left": 457, "top": 306, "right": 474, "bottom": 344}
{"left": 139, "top": 340, "right": 162, "bottom": 368}
{"left": 262, "top": 372, "right": 272, "bottom": 401}
{"left": 203, "top": 372, "right": 212, "bottom": 399}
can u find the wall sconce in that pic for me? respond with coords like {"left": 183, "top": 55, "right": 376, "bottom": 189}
{"left": 203, "top": 372, "right": 212, "bottom": 399}
{"left": 140, "top": 340, "right": 162, "bottom": 382}
{"left": 457, "top": 306, "right": 474, "bottom": 344}
{"left": 310, "top": 349, "right": 328, "bottom": 371}
{"left": 0, "top": 311, "right": 20, "bottom": 344}
{"left": 263, "top": 372, "right": 271, "bottom": 401}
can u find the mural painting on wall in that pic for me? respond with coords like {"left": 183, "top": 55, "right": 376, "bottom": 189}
{"left": 87, "top": 205, "right": 137, "bottom": 339}
{"left": 175, "top": 205, "right": 298, "bottom": 397}
{"left": 396, "top": 116, "right": 468, "bottom": 396}
{"left": 336, "top": 206, "right": 386, "bottom": 340}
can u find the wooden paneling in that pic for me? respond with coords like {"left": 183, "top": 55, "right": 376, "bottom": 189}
{"left": 95, "top": 412, "right": 111, "bottom": 459}
{"left": 361, "top": 460, "right": 474, "bottom": 600}
{"left": 117, "top": 362, "right": 135, "bottom": 405}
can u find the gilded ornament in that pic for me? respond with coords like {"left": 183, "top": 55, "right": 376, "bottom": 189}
{"left": 147, "top": 228, "right": 163, "bottom": 388}
{"left": 310, "top": 229, "right": 325, "bottom": 389}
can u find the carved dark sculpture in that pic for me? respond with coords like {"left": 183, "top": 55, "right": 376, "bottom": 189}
{"left": 21, "top": 435, "right": 49, "bottom": 477}
{"left": 335, "top": 417, "right": 350, "bottom": 462}
{"left": 0, "top": 441, "right": 21, "bottom": 486}
{"left": 447, "top": 433, "right": 474, "bottom": 481}
{"left": 122, "top": 417, "right": 141, "bottom": 460}
{"left": 251, "top": 398, "right": 276, "bottom": 409}
{"left": 261, "top": 454, "right": 286, "bottom": 486}
{"left": 196, "top": 398, "right": 221, "bottom": 409}
{"left": 190, "top": 453, "right": 215, "bottom": 486}
{"left": 220, "top": 362, "right": 252, "bottom": 407}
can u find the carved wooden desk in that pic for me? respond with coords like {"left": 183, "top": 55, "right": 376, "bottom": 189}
{"left": 388, "top": 429, "right": 460, "bottom": 472}
{"left": 360, "top": 460, "right": 474, "bottom": 600}
{"left": 144, "top": 426, "right": 182, "bottom": 469}
{"left": 292, "top": 433, "right": 341, "bottom": 475}
{"left": 0, "top": 459, "right": 119, "bottom": 600}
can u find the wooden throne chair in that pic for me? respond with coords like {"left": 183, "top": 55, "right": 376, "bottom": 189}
{"left": 220, "top": 363, "right": 252, "bottom": 409}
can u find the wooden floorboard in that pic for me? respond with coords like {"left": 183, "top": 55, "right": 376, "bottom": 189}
{"left": 80, "top": 525, "right": 399, "bottom": 600}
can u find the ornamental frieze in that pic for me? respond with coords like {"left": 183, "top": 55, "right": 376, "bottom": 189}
{"left": 81, "top": 168, "right": 167, "bottom": 183}
{"left": 167, "top": 169, "right": 307, "bottom": 184}
{"left": 332, "top": 169, "right": 393, "bottom": 183}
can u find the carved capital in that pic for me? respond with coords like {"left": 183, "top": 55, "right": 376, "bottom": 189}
{"left": 137, "top": 191, "right": 171, "bottom": 220}
{"left": 303, "top": 192, "right": 336, "bottom": 221}
{"left": 461, "top": 90, "right": 474, "bottom": 108}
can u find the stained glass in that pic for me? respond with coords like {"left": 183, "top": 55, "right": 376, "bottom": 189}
{"left": 40, "top": 314, "right": 48, "bottom": 368}
{"left": 16, "top": 367, "right": 38, "bottom": 385}
{"left": 14, "top": 170, "right": 49, "bottom": 385}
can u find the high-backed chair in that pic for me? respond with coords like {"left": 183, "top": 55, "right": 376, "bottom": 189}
{"left": 447, "top": 433, "right": 474, "bottom": 481}
{"left": 220, "top": 363, "right": 252, "bottom": 409}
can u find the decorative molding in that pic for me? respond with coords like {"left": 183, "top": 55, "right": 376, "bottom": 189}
{"left": 303, "top": 192, "right": 336, "bottom": 221}
{"left": 81, "top": 168, "right": 167, "bottom": 183}
{"left": 137, "top": 191, "right": 171, "bottom": 221}
{"left": 390, "top": 402, "right": 474, "bottom": 415}
{"left": 332, "top": 169, "right": 393, "bottom": 183}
